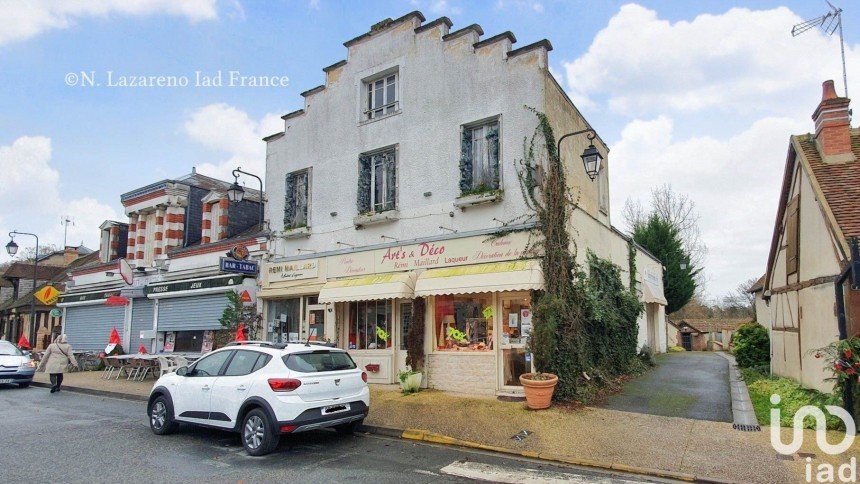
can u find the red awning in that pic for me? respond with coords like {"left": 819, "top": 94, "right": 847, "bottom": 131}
{"left": 105, "top": 295, "right": 129, "bottom": 306}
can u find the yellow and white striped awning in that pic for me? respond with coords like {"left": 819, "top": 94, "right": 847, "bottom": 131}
{"left": 414, "top": 260, "right": 543, "bottom": 296}
{"left": 318, "top": 272, "right": 417, "bottom": 303}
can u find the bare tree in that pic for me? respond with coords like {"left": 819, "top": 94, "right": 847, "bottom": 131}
{"left": 624, "top": 184, "right": 708, "bottom": 288}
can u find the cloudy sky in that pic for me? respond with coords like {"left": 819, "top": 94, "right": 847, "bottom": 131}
{"left": 1, "top": 0, "right": 858, "bottom": 301}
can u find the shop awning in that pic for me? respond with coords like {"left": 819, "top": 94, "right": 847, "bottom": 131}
{"left": 414, "top": 260, "right": 543, "bottom": 296}
{"left": 643, "top": 280, "right": 668, "bottom": 305}
{"left": 318, "top": 272, "right": 417, "bottom": 303}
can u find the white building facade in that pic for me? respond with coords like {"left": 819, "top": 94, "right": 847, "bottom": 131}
{"left": 260, "top": 11, "right": 666, "bottom": 396}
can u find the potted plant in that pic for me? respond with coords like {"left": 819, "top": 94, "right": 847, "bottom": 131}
{"left": 519, "top": 293, "right": 560, "bottom": 409}
{"left": 397, "top": 369, "right": 423, "bottom": 394}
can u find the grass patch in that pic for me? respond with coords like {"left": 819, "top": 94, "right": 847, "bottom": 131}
{"left": 741, "top": 368, "right": 844, "bottom": 430}
{"left": 667, "top": 345, "right": 686, "bottom": 353}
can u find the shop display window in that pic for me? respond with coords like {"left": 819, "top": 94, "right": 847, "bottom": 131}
{"left": 269, "top": 298, "right": 301, "bottom": 342}
{"left": 349, "top": 300, "right": 393, "bottom": 350}
{"left": 434, "top": 294, "right": 493, "bottom": 352}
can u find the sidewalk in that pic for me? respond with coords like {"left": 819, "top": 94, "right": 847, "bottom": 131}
{"left": 34, "top": 371, "right": 858, "bottom": 483}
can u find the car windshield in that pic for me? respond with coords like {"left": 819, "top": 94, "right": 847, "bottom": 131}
{"left": 282, "top": 350, "right": 357, "bottom": 373}
{"left": 0, "top": 342, "right": 23, "bottom": 356}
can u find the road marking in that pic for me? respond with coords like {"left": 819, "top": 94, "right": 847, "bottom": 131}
{"left": 439, "top": 461, "right": 643, "bottom": 483}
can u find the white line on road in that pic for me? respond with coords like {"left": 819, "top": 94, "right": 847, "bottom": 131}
{"left": 439, "top": 461, "right": 643, "bottom": 483}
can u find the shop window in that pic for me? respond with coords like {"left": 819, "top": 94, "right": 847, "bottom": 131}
{"left": 173, "top": 330, "right": 204, "bottom": 352}
{"left": 269, "top": 298, "right": 301, "bottom": 342}
{"left": 349, "top": 300, "right": 393, "bottom": 350}
{"left": 357, "top": 148, "right": 396, "bottom": 214}
{"left": 364, "top": 71, "right": 398, "bottom": 120}
{"left": 284, "top": 169, "right": 309, "bottom": 229}
{"left": 434, "top": 294, "right": 493, "bottom": 352}
{"left": 459, "top": 119, "right": 500, "bottom": 195}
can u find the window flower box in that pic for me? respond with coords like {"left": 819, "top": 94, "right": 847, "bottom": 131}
{"left": 281, "top": 226, "right": 311, "bottom": 239}
{"left": 454, "top": 190, "right": 502, "bottom": 209}
{"left": 353, "top": 210, "right": 399, "bottom": 228}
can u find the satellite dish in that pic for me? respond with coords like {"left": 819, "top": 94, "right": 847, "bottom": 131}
{"left": 119, "top": 258, "right": 134, "bottom": 285}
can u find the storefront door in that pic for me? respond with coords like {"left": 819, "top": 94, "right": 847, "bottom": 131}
{"left": 305, "top": 301, "right": 326, "bottom": 342}
{"left": 396, "top": 301, "right": 413, "bottom": 374}
{"left": 498, "top": 293, "right": 532, "bottom": 390}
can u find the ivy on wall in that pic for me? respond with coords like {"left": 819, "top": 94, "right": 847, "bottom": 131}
{"left": 284, "top": 172, "right": 296, "bottom": 229}
{"left": 518, "top": 107, "right": 644, "bottom": 402}
{"left": 458, "top": 128, "right": 473, "bottom": 193}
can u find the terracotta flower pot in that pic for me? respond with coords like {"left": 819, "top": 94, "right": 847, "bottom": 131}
{"left": 519, "top": 372, "right": 558, "bottom": 409}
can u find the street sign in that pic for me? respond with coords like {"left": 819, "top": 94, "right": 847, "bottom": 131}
{"left": 34, "top": 285, "right": 60, "bottom": 306}
{"left": 240, "top": 290, "right": 253, "bottom": 304}
{"left": 49, "top": 308, "right": 62, "bottom": 318}
{"left": 220, "top": 257, "right": 258, "bottom": 275}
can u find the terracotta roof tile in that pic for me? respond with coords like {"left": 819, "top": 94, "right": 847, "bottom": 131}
{"left": 672, "top": 318, "right": 751, "bottom": 333}
{"left": 796, "top": 130, "right": 860, "bottom": 239}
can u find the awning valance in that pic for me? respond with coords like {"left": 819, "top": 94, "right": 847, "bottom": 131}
{"left": 414, "top": 260, "right": 543, "bottom": 297}
{"left": 318, "top": 272, "right": 417, "bottom": 303}
{"left": 259, "top": 282, "right": 325, "bottom": 299}
{"left": 643, "top": 280, "right": 667, "bottom": 305}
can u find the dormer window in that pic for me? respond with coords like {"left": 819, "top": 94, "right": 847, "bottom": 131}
{"left": 364, "top": 71, "right": 398, "bottom": 120}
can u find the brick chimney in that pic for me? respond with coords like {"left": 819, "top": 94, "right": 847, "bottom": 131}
{"left": 63, "top": 246, "right": 78, "bottom": 265}
{"left": 812, "top": 80, "right": 855, "bottom": 164}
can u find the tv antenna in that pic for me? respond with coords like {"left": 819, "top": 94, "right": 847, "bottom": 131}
{"left": 60, "top": 215, "right": 75, "bottom": 248}
{"left": 792, "top": 1, "right": 848, "bottom": 98}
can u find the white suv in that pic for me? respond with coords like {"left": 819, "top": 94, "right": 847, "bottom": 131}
{"left": 147, "top": 341, "right": 370, "bottom": 456}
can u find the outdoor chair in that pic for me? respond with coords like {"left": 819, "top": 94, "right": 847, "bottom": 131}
{"left": 170, "top": 355, "right": 189, "bottom": 368}
{"left": 100, "top": 356, "right": 116, "bottom": 379}
{"left": 126, "top": 358, "right": 142, "bottom": 381}
{"left": 114, "top": 358, "right": 131, "bottom": 380}
{"left": 137, "top": 359, "right": 159, "bottom": 381}
{"left": 157, "top": 356, "right": 178, "bottom": 377}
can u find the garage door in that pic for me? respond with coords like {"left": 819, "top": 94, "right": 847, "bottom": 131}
{"left": 157, "top": 293, "right": 231, "bottom": 332}
{"left": 129, "top": 298, "right": 154, "bottom": 352}
{"left": 63, "top": 305, "right": 126, "bottom": 351}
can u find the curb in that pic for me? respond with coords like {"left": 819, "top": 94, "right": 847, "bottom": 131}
{"left": 362, "top": 424, "right": 739, "bottom": 484}
{"left": 30, "top": 381, "right": 149, "bottom": 402}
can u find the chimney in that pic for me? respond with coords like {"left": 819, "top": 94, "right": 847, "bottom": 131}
{"left": 812, "top": 80, "right": 855, "bottom": 164}
{"left": 63, "top": 246, "right": 78, "bottom": 266}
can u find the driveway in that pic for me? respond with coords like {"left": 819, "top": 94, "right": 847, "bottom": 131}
{"left": 600, "top": 352, "right": 733, "bottom": 422}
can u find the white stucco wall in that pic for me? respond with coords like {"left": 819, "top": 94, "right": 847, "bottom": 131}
{"left": 265, "top": 18, "right": 553, "bottom": 256}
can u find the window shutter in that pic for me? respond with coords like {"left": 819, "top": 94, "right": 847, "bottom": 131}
{"left": 357, "top": 155, "right": 372, "bottom": 214}
{"left": 384, "top": 151, "right": 396, "bottom": 210}
{"left": 786, "top": 195, "right": 799, "bottom": 275}
{"left": 486, "top": 124, "right": 500, "bottom": 189}
{"left": 459, "top": 128, "right": 473, "bottom": 193}
{"left": 284, "top": 172, "right": 295, "bottom": 228}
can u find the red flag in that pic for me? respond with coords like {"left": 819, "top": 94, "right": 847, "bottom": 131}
{"left": 235, "top": 323, "right": 247, "bottom": 342}
{"left": 17, "top": 334, "right": 31, "bottom": 350}
{"left": 138, "top": 344, "right": 148, "bottom": 354}
{"left": 109, "top": 327, "right": 122, "bottom": 345}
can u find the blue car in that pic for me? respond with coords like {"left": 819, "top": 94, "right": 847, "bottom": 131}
{"left": 0, "top": 340, "right": 36, "bottom": 388}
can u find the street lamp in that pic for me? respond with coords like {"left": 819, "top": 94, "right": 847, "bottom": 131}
{"left": 228, "top": 167, "right": 264, "bottom": 227}
{"left": 7, "top": 231, "right": 39, "bottom": 346}
{"left": 557, "top": 129, "right": 603, "bottom": 181}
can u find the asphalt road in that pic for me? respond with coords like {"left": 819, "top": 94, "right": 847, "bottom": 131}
{"left": 0, "top": 385, "right": 665, "bottom": 483}
{"left": 599, "top": 352, "right": 733, "bottom": 422}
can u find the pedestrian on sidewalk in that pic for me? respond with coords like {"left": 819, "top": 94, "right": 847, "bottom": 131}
{"left": 36, "top": 334, "right": 78, "bottom": 393}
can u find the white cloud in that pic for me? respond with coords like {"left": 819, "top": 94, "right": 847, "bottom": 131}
{"left": 184, "top": 103, "right": 283, "bottom": 183}
{"left": 610, "top": 115, "right": 806, "bottom": 299}
{"left": 564, "top": 4, "right": 860, "bottom": 118}
{"left": 0, "top": 136, "right": 119, "bottom": 261}
{"left": 308, "top": 0, "right": 321, "bottom": 11}
{"left": 494, "top": 0, "right": 544, "bottom": 13}
{"left": 0, "top": 0, "right": 218, "bottom": 48}
{"left": 430, "top": 0, "right": 461, "bottom": 16}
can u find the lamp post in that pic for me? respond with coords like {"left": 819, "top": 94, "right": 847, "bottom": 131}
{"left": 227, "top": 167, "right": 264, "bottom": 228}
{"left": 557, "top": 128, "right": 603, "bottom": 181}
{"left": 6, "top": 231, "right": 39, "bottom": 346}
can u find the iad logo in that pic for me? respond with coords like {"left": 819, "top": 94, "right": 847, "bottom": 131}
{"left": 769, "top": 394, "right": 857, "bottom": 483}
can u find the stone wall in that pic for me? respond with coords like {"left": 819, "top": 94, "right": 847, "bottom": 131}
{"left": 427, "top": 353, "right": 496, "bottom": 396}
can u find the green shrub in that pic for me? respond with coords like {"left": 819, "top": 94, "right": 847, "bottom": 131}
{"left": 638, "top": 345, "right": 656, "bottom": 367}
{"left": 667, "top": 345, "right": 686, "bottom": 352}
{"left": 733, "top": 322, "right": 769, "bottom": 368}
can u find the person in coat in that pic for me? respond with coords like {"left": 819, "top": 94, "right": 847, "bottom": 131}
{"left": 37, "top": 334, "right": 78, "bottom": 393}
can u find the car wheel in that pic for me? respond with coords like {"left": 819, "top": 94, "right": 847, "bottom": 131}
{"left": 334, "top": 418, "right": 364, "bottom": 435}
{"left": 17, "top": 382, "right": 30, "bottom": 389}
{"left": 242, "top": 408, "right": 279, "bottom": 456}
{"left": 149, "top": 395, "right": 178, "bottom": 435}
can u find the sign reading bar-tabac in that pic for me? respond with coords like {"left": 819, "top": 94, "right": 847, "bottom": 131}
{"left": 327, "top": 231, "right": 535, "bottom": 278}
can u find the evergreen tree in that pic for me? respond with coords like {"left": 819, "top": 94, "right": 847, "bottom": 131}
{"left": 632, "top": 215, "right": 698, "bottom": 313}
{"left": 218, "top": 291, "right": 261, "bottom": 345}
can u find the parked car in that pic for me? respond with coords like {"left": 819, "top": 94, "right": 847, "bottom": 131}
{"left": 147, "top": 341, "right": 370, "bottom": 456}
{"left": 0, "top": 340, "right": 36, "bottom": 388}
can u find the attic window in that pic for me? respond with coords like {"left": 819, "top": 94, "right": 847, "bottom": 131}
{"left": 364, "top": 71, "right": 398, "bottom": 120}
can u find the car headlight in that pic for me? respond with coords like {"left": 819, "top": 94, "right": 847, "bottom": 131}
{"left": 20, "top": 361, "right": 36, "bottom": 369}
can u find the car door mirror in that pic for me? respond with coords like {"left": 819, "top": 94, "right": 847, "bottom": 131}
{"left": 176, "top": 367, "right": 188, "bottom": 377}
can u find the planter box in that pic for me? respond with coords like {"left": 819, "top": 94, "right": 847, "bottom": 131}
{"left": 281, "top": 226, "right": 311, "bottom": 239}
{"left": 453, "top": 191, "right": 502, "bottom": 209}
{"left": 353, "top": 210, "right": 399, "bottom": 228}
